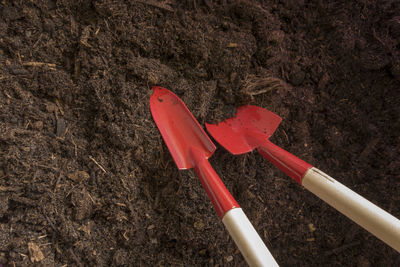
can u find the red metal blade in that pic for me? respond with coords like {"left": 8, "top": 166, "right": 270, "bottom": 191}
{"left": 150, "top": 86, "right": 216, "bottom": 169}
{"left": 207, "top": 105, "right": 312, "bottom": 183}
{"left": 205, "top": 105, "right": 282, "bottom": 155}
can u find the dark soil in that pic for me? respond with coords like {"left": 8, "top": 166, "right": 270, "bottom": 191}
{"left": 1, "top": 0, "right": 399, "bottom": 266}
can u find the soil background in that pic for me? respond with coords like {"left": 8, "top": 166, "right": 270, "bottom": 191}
{"left": 1, "top": 0, "right": 400, "bottom": 266}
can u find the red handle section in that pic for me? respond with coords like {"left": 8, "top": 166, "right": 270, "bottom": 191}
{"left": 257, "top": 140, "right": 312, "bottom": 184}
{"left": 191, "top": 150, "right": 239, "bottom": 219}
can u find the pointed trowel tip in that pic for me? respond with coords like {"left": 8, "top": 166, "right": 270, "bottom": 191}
{"left": 151, "top": 86, "right": 160, "bottom": 94}
{"left": 150, "top": 86, "right": 167, "bottom": 99}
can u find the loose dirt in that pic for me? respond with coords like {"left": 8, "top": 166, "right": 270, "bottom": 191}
{"left": 1, "top": 1, "right": 399, "bottom": 266}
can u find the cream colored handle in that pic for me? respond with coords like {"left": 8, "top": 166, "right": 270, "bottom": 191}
{"left": 302, "top": 167, "right": 400, "bottom": 252}
{"left": 222, "top": 208, "right": 279, "bottom": 267}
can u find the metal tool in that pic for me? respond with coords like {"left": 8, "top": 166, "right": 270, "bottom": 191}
{"left": 206, "top": 105, "right": 400, "bottom": 252}
{"left": 150, "top": 88, "right": 279, "bottom": 266}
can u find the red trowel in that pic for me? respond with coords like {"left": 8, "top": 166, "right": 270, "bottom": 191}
{"left": 206, "top": 105, "right": 400, "bottom": 252}
{"left": 150, "top": 87, "right": 278, "bottom": 266}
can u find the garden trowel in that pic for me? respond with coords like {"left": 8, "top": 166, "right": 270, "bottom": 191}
{"left": 150, "top": 88, "right": 279, "bottom": 266}
{"left": 206, "top": 105, "right": 400, "bottom": 252}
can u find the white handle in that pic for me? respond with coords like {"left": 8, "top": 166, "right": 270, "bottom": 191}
{"left": 302, "top": 167, "right": 400, "bottom": 252}
{"left": 222, "top": 208, "right": 279, "bottom": 267}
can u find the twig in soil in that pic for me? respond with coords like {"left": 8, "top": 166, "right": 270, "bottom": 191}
{"left": 120, "top": 177, "right": 131, "bottom": 193}
{"left": 44, "top": 215, "right": 57, "bottom": 232}
{"left": 33, "top": 34, "right": 44, "bottom": 48}
{"left": 70, "top": 137, "right": 78, "bottom": 158}
{"left": 136, "top": 0, "right": 174, "bottom": 12}
{"left": 55, "top": 98, "right": 64, "bottom": 115}
{"left": 53, "top": 174, "right": 61, "bottom": 193}
{"left": 280, "top": 128, "right": 289, "bottom": 144}
{"left": 274, "top": 177, "right": 289, "bottom": 183}
{"left": 68, "top": 248, "right": 84, "bottom": 267}
{"left": 87, "top": 192, "right": 96, "bottom": 204}
{"left": 80, "top": 26, "right": 92, "bottom": 48}
{"left": 241, "top": 75, "right": 285, "bottom": 97}
{"left": 0, "top": 185, "right": 21, "bottom": 192}
{"left": 4, "top": 90, "right": 12, "bottom": 98}
{"left": 18, "top": 253, "right": 27, "bottom": 258}
{"left": 16, "top": 52, "right": 22, "bottom": 65}
{"left": 89, "top": 156, "right": 107, "bottom": 173}
{"left": 23, "top": 62, "right": 56, "bottom": 68}
{"left": 123, "top": 231, "right": 130, "bottom": 241}
{"left": 36, "top": 164, "right": 57, "bottom": 171}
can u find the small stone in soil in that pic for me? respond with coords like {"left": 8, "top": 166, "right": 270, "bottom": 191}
{"left": 194, "top": 220, "right": 205, "bottom": 230}
{"left": 226, "top": 255, "right": 233, "bottom": 262}
{"left": 308, "top": 223, "right": 316, "bottom": 232}
{"left": 199, "top": 249, "right": 207, "bottom": 255}
{"left": 68, "top": 171, "right": 90, "bottom": 182}
{"left": 28, "top": 242, "right": 44, "bottom": 263}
